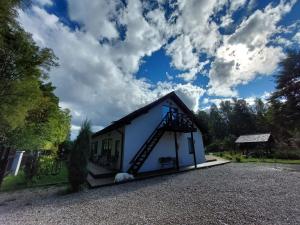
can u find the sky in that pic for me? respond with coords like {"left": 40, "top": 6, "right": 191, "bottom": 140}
{"left": 17, "top": 0, "right": 300, "bottom": 139}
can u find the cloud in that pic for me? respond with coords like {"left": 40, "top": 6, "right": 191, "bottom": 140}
{"left": 293, "top": 32, "right": 300, "bottom": 43}
{"left": 17, "top": 0, "right": 297, "bottom": 137}
{"left": 163, "top": 0, "right": 224, "bottom": 81}
{"left": 208, "top": 0, "right": 295, "bottom": 96}
{"left": 34, "top": 0, "right": 53, "bottom": 6}
{"left": 18, "top": 3, "right": 204, "bottom": 135}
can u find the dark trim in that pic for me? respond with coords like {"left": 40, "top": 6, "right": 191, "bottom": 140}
{"left": 92, "top": 91, "right": 204, "bottom": 138}
{"left": 116, "top": 128, "right": 125, "bottom": 172}
{"left": 174, "top": 131, "right": 179, "bottom": 170}
{"left": 191, "top": 131, "right": 197, "bottom": 169}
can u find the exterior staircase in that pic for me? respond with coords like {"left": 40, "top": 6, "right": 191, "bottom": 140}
{"left": 128, "top": 112, "right": 195, "bottom": 175}
{"left": 86, "top": 162, "right": 117, "bottom": 188}
{"left": 127, "top": 128, "right": 165, "bottom": 174}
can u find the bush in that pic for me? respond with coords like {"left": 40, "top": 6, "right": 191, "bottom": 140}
{"left": 273, "top": 149, "right": 300, "bottom": 160}
{"left": 38, "top": 155, "right": 62, "bottom": 176}
{"left": 24, "top": 153, "right": 39, "bottom": 182}
{"left": 235, "top": 156, "right": 242, "bottom": 162}
{"left": 68, "top": 120, "right": 91, "bottom": 192}
{"left": 206, "top": 141, "right": 221, "bottom": 152}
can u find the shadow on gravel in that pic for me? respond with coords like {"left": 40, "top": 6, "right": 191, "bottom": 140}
{"left": 0, "top": 170, "right": 180, "bottom": 213}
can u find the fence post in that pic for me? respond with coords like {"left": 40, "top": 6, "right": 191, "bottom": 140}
{"left": 0, "top": 146, "right": 11, "bottom": 186}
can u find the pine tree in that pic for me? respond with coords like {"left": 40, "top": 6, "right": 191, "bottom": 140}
{"left": 68, "top": 120, "right": 91, "bottom": 192}
{"left": 270, "top": 51, "right": 300, "bottom": 132}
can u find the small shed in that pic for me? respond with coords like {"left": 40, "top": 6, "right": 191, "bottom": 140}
{"left": 235, "top": 133, "right": 274, "bottom": 156}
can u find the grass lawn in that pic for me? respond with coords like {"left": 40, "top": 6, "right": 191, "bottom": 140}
{"left": 0, "top": 163, "right": 69, "bottom": 192}
{"left": 211, "top": 152, "right": 300, "bottom": 164}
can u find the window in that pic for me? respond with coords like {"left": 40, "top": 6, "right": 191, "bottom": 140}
{"left": 188, "top": 137, "right": 194, "bottom": 154}
{"left": 101, "top": 139, "right": 112, "bottom": 156}
{"left": 162, "top": 105, "right": 178, "bottom": 118}
{"left": 91, "top": 141, "right": 98, "bottom": 155}
{"left": 114, "top": 140, "right": 120, "bottom": 160}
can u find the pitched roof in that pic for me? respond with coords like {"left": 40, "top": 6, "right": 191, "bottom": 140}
{"left": 92, "top": 91, "right": 202, "bottom": 138}
{"left": 235, "top": 133, "right": 272, "bottom": 143}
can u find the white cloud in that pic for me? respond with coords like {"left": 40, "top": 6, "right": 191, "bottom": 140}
{"left": 163, "top": 0, "right": 224, "bottom": 81}
{"left": 293, "top": 32, "right": 300, "bottom": 43}
{"left": 34, "top": 0, "right": 53, "bottom": 6}
{"left": 208, "top": 0, "right": 295, "bottom": 96}
{"left": 166, "top": 72, "right": 173, "bottom": 80}
{"left": 17, "top": 0, "right": 297, "bottom": 137}
{"left": 18, "top": 3, "right": 204, "bottom": 135}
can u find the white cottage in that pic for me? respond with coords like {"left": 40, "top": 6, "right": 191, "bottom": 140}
{"left": 89, "top": 91, "right": 206, "bottom": 185}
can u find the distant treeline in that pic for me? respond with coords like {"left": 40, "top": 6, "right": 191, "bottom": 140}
{"left": 196, "top": 51, "right": 300, "bottom": 158}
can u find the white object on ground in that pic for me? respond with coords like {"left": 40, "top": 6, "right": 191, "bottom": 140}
{"left": 114, "top": 173, "right": 134, "bottom": 183}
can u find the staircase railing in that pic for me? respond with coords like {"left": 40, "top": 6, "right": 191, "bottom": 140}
{"left": 165, "top": 112, "right": 194, "bottom": 129}
{"left": 130, "top": 111, "right": 194, "bottom": 165}
{"left": 129, "top": 112, "right": 169, "bottom": 164}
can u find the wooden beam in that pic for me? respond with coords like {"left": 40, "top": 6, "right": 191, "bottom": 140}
{"left": 119, "top": 129, "right": 125, "bottom": 172}
{"left": 191, "top": 131, "right": 197, "bottom": 168}
{"left": 174, "top": 131, "right": 179, "bottom": 170}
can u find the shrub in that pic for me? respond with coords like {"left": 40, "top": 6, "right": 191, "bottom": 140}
{"left": 235, "top": 156, "right": 242, "bottom": 162}
{"left": 38, "top": 155, "right": 62, "bottom": 176}
{"left": 24, "top": 152, "right": 39, "bottom": 182}
{"left": 68, "top": 120, "right": 91, "bottom": 192}
{"left": 206, "top": 141, "right": 221, "bottom": 152}
{"left": 273, "top": 148, "right": 300, "bottom": 160}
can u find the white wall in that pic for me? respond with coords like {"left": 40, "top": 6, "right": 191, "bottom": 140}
{"left": 123, "top": 98, "right": 206, "bottom": 173}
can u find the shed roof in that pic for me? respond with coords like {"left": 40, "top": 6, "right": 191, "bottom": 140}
{"left": 235, "top": 133, "right": 271, "bottom": 143}
{"left": 92, "top": 91, "right": 203, "bottom": 138}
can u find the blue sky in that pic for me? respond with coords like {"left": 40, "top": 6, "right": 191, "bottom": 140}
{"left": 18, "top": 0, "right": 300, "bottom": 138}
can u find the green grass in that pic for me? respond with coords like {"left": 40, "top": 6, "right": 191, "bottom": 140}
{"left": 0, "top": 164, "right": 69, "bottom": 192}
{"left": 212, "top": 151, "right": 300, "bottom": 164}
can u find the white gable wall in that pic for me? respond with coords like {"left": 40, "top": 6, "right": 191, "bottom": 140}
{"left": 123, "top": 98, "right": 205, "bottom": 173}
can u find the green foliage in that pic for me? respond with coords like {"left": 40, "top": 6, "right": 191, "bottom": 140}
{"left": 68, "top": 120, "right": 91, "bottom": 192}
{"left": 195, "top": 110, "right": 211, "bottom": 145}
{"left": 0, "top": 164, "right": 68, "bottom": 192}
{"left": 273, "top": 149, "right": 300, "bottom": 160}
{"left": 0, "top": 1, "right": 70, "bottom": 151}
{"left": 270, "top": 51, "right": 300, "bottom": 137}
{"left": 235, "top": 156, "right": 242, "bottom": 162}
{"left": 206, "top": 141, "right": 222, "bottom": 152}
{"left": 23, "top": 153, "right": 39, "bottom": 182}
{"left": 37, "top": 155, "right": 64, "bottom": 176}
{"left": 213, "top": 151, "right": 300, "bottom": 164}
{"left": 209, "top": 104, "right": 228, "bottom": 140}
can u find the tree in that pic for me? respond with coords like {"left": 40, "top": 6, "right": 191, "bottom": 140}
{"left": 253, "top": 98, "right": 270, "bottom": 133}
{"left": 0, "top": 0, "right": 58, "bottom": 142}
{"left": 0, "top": 0, "right": 70, "bottom": 152}
{"left": 8, "top": 82, "right": 71, "bottom": 152}
{"left": 230, "top": 98, "right": 256, "bottom": 136}
{"left": 209, "top": 104, "right": 228, "bottom": 140}
{"left": 195, "top": 110, "right": 211, "bottom": 145}
{"left": 270, "top": 51, "right": 300, "bottom": 133}
{"left": 68, "top": 120, "right": 91, "bottom": 192}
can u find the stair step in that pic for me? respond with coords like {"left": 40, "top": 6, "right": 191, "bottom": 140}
{"left": 86, "top": 174, "right": 115, "bottom": 188}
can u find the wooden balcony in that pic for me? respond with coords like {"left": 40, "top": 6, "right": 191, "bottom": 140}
{"left": 161, "top": 112, "right": 196, "bottom": 133}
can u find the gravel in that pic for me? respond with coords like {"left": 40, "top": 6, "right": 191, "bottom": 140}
{"left": 0, "top": 163, "right": 299, "bottom": 225}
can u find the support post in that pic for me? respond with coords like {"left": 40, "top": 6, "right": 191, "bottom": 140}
{"left": 191, "top": 132, "right": 197, "bottom": 168}
{"left": 174, "top": 131, "right": 179, "bottom": 170}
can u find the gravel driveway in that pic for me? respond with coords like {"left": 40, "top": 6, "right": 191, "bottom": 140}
{"left": 0, "top": 163, "right": 299, "bottom": 225}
